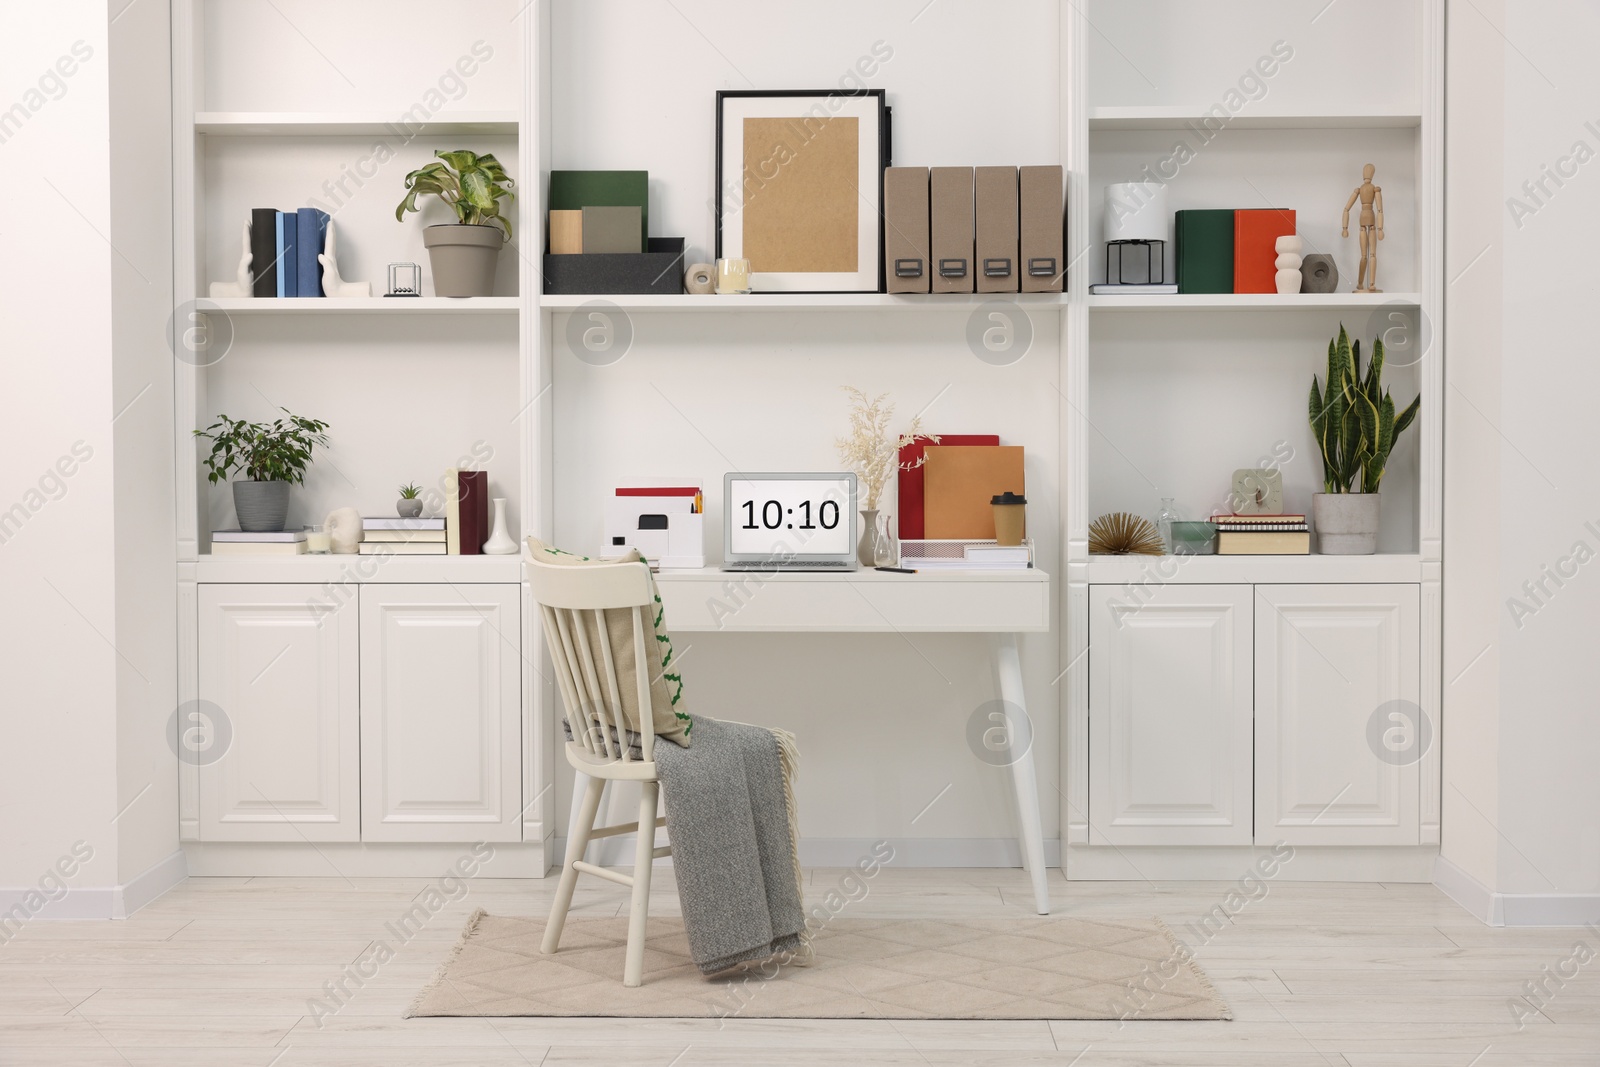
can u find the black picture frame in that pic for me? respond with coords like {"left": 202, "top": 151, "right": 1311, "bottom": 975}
{"left": 715, "top": 89, "right": 890, "bottom": 294}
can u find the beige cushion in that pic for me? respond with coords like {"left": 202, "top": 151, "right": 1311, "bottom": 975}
{"left": 527, "top": 538, "right": 691, "bottom": 747}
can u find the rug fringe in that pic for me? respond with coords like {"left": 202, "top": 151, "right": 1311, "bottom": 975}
{"left": 1153, "top": 916, "right": 1234, "bottom": 1021}
{"left": 403, "top": 906, "right": 489, "bottom": 1019}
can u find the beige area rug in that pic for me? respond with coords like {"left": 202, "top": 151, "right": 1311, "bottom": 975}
{"left": 407, "top": 910, "right": 1230, "bottom": 1021}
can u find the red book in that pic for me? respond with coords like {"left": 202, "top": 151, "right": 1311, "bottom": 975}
{"left": 456, "top": 470, "right": 488, "bottom": 555}
{"left": 1233, "top": 208, "right": 1296, "bottom": 294}
{"left": 897, "top": 434, "right": 1001, "bottom": 539}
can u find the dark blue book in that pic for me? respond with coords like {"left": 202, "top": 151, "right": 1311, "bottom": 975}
{"left": 279, "top": 211, "right": 298, "bottom": 298}
{"left": 295, "top": 207, "right": 328, "bottom": 296}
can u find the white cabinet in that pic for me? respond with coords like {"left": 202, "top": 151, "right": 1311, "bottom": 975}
{"left": 197, "top": 585, "right": 360, "bottom": 842}
{"left": 1088, "top": 582, "right": 1422, "bottom": 850}
{"left": 358, "top": 584, "right": 521, "bottom": 842}
{"left": 1089, "top": 585, "right": 1254, "bottom": 846}
{"left": 1255, "top": 584, "right": 1421, "bottom": 845}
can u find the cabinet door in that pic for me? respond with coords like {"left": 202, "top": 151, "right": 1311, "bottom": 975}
{"left": 198, "top": 585, "right": 360, "bottom": 842}
{"left": 1089, "top": 585, "right": 1254, "bottom": 846}
{"left": 359, "top": 584, "right": 521, "bottom": 842}
{"left": 1255, "top": 584, "right": 1420, "bottom": 846}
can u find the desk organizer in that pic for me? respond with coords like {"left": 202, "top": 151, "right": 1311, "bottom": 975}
{"left": 542, "top": 238, "right": 686, "bottom": 295}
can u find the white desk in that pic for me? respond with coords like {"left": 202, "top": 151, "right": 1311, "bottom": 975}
{"left": 653, "top": 566, "right": 1053, "bottom": 914}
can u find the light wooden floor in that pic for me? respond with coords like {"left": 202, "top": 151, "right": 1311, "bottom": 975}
{"left": 1, "top": 867, "right": 1596, "bottom": 1065}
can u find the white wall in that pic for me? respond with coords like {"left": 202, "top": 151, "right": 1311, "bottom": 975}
{"left": 1442, "top": 0, "right": 1600, "bottom": 916}
{"left": 0, "top": 0, "right": 179, "bottom": 915}
{"left": 0, "top": 3, "right": 121, "bottom": 903}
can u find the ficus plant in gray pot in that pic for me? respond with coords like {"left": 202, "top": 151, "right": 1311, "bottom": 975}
{"left": 1308, "top": 325, "right": 1420, "bottom": 554}
{"left": 395, "top": 149, "right": 515, "bottom": 297}
{"left": 194, "top": 410, "right": 331, "bottom": 533}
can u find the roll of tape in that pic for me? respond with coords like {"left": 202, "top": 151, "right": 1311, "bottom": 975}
{"left": 685, "top": 262, "right": 716, "bottom": 295}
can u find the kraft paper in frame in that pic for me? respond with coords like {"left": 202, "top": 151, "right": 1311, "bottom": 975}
{"left": 741, "top": 115, "right": 860, "bottom": 274}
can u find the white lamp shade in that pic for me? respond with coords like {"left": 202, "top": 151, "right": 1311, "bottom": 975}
{"left": 1104, "top": 182, "right": 1169, "bottom": 243}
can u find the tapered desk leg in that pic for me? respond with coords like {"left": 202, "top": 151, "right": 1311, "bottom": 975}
{"left": 993, "top": 632, "right": 1050, "bottom": 915}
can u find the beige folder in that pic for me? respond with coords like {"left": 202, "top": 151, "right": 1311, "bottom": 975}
{"left": 923, "top": 445, "right": 1025, "bottom": 539}
{"left": 1020, "top": 165, "right": 1065, "bottom": 293}
{"left": 930, "top": 166, "right": 975, "bottom": 294}
{"left": 549, "top": 210, "right": 583, "bottom": 255}
{"left": 975, "top": 167, "right": 1020, "bottom": 293}
{"left": 883, "top": 167, "right": 930, "bottom": 294}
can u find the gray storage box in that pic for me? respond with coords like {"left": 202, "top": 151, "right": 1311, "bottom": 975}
{"left": 542, "top": 238, "right": 685, "bottom": 295}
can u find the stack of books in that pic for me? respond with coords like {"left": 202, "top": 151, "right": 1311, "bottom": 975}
{"left": 250, "top": 207, "right": 329, "bottom": 298}
{"left": 211, "top": 530, "right": 307, "bottom": 556}
{"left": 361, "top": 517, "right": 446, "bottom": 555}
{"left": 1213, "top": 514, "right": 1309, "bottom": 555}
{"left": 899, "top": 540, "right": 1035, "bottom": 570}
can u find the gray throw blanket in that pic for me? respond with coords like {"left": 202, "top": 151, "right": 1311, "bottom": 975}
{"left": 656, "top": 715, "right": 805, "bottom": 974}
{"left": 567, "top": 714, "right": 805, "bottom": 975}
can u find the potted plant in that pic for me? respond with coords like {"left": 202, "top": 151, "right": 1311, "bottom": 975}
{"left": 1308, "top": 325, "right": 1420, "bottom": 554}
{"left": 395, "top": 149, "right": 515, "bottom": 297}
{"left": 397, "top": 482, "right": 424, "bottom": 518}
{"left": 194, "top": 409, "right": 331, "bottom": 533}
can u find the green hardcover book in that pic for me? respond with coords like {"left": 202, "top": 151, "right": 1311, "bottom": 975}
{"left": 548, "top": 170, "right": 648, "bottom": 247}
{"left": 1174, "top": 209, "right": 1235, "bottom": 294}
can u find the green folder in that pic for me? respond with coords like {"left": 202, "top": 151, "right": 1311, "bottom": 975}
{"left": 548, "top": 171, "right": 648, "bottom": 247}
{"left": 1174, "top": 209, "right": 1235, "bottom": 294}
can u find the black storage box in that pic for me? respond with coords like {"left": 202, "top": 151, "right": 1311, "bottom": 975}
{"left": 542, "top": 238, "right": 686, "bottom": 295}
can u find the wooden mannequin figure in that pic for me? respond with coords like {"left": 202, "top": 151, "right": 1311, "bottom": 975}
{"left": 1341, "top": 163, "right": 1384, "bottom": 293}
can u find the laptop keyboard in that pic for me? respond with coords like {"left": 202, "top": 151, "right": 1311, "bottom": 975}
{"left": 726, "top": 560, "right": 851, "bottom": 570}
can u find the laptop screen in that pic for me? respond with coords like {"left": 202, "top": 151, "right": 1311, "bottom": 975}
{"left": 727, "top": 476, "right": 854, "bottom": 558}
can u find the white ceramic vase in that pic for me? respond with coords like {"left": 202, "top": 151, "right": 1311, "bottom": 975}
{"left": 1312, "top": 492, "right": 1380, "bottom": 555}
{"left": 482, "top": 497, "right": 518, "bottom": 555}
{"left": 1274, "top": 235, "right": 1304, "bottom": 295}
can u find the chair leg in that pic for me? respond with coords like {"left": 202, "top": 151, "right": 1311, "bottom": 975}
{"left": 622, "top": 780, "right": 660, "bottom": 988}
{"left": 543, "top": 774, "right": 606, "bottom": 954}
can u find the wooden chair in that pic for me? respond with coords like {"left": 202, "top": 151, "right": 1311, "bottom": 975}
{"left": 528, "top": 554, "right": 670, "bottom": 987}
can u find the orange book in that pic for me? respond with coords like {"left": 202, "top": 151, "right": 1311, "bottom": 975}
{"left": 1233, "top": 208, "right": 1296, "bottom": 294}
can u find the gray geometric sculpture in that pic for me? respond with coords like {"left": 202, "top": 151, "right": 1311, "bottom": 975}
{"left": 1300, "top": 254, "right": 1339, "bottom": 294}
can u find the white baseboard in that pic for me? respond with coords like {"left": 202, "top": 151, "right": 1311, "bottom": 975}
{"left": 559, "top": 835, "right": 1063, "bottom": 870}
{"left": 115, "top": 850, "right": 188, "bottom": 917}
{"left": 1434, "top": 854, "right": 1600, "bottom": 927}
{"left": 183, "top": 840, "right": 553, "bottom": 878}
{"left": 1068, "top": 845, "right": 1438, "bottom": 882}
{"left": 0, "top": 849, "right": 187, "bottom": 923}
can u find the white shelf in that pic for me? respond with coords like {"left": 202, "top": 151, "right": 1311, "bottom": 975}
{"left": 202, "top": 297, "right": 519, "bottom": 314}
{"left": 184, "top": 554, "right": 523, "bottom": 584}
{"left": 1089, "top": 106, "right": 1422, "bottom": 131}
{"left": 1084, "top": 553, "right": 1423, "bottom": 585}
{"left": 539, "top": 293, "right": 1068, "bottom": 313}
{"left": 194, "top": 111, "right": 519, "bottom": 136}
{"left": 1087, "top": 292, "right": 1421, "bottom": 311}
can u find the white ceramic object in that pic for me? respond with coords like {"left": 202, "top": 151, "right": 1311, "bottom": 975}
{"left": 208, "top": 221, "right": 254, "bottom": 298}
{"left": 324, "top": 507, "right": 364, "bottom": 554}
{"left": 318, "top": 221, "right": 372, "bottom": 298}
{"left": 1312, "top": 492, "right": 1380, "bottom": 554}
{"left": 1274, "top": 243, "right": 1304, "bottom": 295}
{"left": 1274, "top": 235, "right": 1303, "bottom": 254}
{"left": 685, "top": 262, "right": 715, "bottom": 295}
{"left": 482, "top": 497, "right": 518, "bottom": 554}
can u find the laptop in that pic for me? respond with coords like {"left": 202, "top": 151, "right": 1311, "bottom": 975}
{"left": 722, "top": 472, "right": 859, "bottom": 571}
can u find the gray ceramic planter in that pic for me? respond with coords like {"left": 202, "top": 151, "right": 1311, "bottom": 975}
{"left": 233, "top": 480, "right": 291, "bottom": 533}
{"left": 423, "top": 224, "right": 502, "bottom": 297}
{"left": 397, "top": 497, "right": 424, "bottom": 518}
{"left": 1313, "top": 492, "right": 1380, "bottom": 554}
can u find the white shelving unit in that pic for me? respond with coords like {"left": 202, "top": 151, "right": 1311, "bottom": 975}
{"left": 1063, "top": 0, "right": 1445, "bottom": 874}
{"left": 167, "top": 0, "right": 1444, "bottom": 881}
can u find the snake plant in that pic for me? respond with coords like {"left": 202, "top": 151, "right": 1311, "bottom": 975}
{"left": 395, "top": 149, "right": 515, "bottom": 241}
{"left": 1308, "top": 325, "right": 1420, "bottom": 494}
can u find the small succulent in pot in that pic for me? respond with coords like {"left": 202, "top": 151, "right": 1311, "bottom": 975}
{"left": 397, "top": 482, "right": 424, "bottom": 519}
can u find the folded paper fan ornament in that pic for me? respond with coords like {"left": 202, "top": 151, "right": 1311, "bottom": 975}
{"left": 1089, "top": 512, "right": 1164, "bottom": 555}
